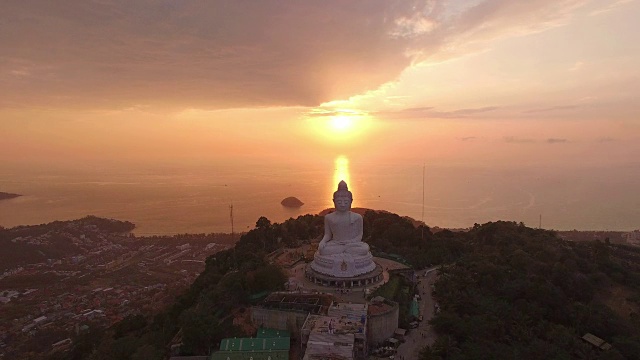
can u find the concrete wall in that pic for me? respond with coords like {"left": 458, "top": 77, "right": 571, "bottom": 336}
{"left": 251, "top": 307, "right": 309, "bottom": 339}
{"left": 367, "top": 301, "right": 399, "bottom": 347}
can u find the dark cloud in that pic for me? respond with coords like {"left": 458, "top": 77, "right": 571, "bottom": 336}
{"left": 398, "top": 106, "right": 436, "bottom": 114}
{"left": 503, "top": 137, "right": 569, "bottom": 144}
{"left": 378, "top": 106, "right": 499, "bottom": 119}
{"left": 546, "top": 138, "right": 569, "bottom": 143}
{"left": 523, "top": 105, "right": 580, "bottom": 113}
{"left": 306, "top": 109, "right": 367, "bottom": 118}
{"left": 446, "top": 107, "right": 500, "bottom": 116}
{"left": 0, "top": 0, "right": 590, "bottom": 109}
{"left": 504, "top": 136, "right": 535, "bottom": 143}
{"left": 597, "top": 137, "right": 616, "bottom": 143}
{"left": 460, "top": 136, "right": 477, "bottom": 141}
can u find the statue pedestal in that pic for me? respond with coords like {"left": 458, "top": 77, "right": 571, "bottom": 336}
{"left": 310, "top": 251, "right": 376, "bottom": 278}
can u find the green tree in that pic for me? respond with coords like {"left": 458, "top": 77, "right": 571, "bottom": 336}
{"left": 179, "top": 307, "right": 225, "bottom": 355}
{"left": 131, "top": 344, "right": 165, "bottom": 360}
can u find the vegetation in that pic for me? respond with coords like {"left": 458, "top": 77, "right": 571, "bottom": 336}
{"left": 63, "top": 212, "right": 640, "bottom": 359}
{"left": 4, "top": 215, "right": 135, "bottom": 236}
{"left": 0, "top": 191, "right": 21, "bottom": 200}
{"left": 0, "top": 216, "right": 135, "bottom": 270}
{"left": 364, "top": 210, "right": 466, "bottom": 268}
{"left": 373, "top": 274, "right": 403, "bottom": 300}
{"left": 371, "top": 274, "right": 415, "bottom": 328}
{"left": 420, "top": 221, "right": 640, "bottom": 360}
{"left": 68, "top": 214, "right": 322, "bottom": 359}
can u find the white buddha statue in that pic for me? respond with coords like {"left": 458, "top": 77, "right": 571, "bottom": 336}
{"left": 310, "top": 180, "right": 376, "bottom": 277}
{"left": 318, "top": 181, "right": 370, "bottom": 256}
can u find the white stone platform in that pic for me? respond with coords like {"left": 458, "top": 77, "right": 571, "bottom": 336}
{"left": 309, "top": 251, "right": 377, "bottom": 278}
{"left": 305, "top": 262, "right": 383, "bottom": 288}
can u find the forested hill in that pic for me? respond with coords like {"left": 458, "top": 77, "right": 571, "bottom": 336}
{"left": 61, "top": 215, "right": 324, "bottom": 360}
{"left": 61, "top": 212, "right": 640, "bottom": 360}
{"left": 0, "top": 191, "right": 21, "bottom": 200}
{"left": 0, "top": 216, "right": 135, "bottom": 270}
{"left": 422, "top": 221, "right": 640, "bottom": 360}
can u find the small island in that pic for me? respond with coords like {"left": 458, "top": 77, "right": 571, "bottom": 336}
{"left": 280, "top": 196, "right": 304, "bottom": 208}
{"left": 0, "top": 192, "right": 21, "bottom": 201}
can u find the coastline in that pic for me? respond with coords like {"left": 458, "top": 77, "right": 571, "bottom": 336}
{"left": 0, "top": 192, "right": 21, "bottom": 201}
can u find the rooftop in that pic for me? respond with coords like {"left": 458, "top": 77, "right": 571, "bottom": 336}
{"left": 302, "top": 314, "right": 365, "bottom": 336}
{"left": 367, "top": 301, "right": 394, "bottom": 316}
{"left": 257, "top": 292, "right": 333, "bottom": 315}
{"left": 256, "top": 328, "right": 290, "bottom": 339}
{"left": 220, "top": 337, "right": 290, "bottom": 352}
{"left": 210, "top": 350, "right": 289, "bottom": 360}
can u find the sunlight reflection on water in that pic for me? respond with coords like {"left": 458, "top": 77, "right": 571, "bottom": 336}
{"left": 0, "top": 161, "right": 638, "bottom": 234}
{"left": 333, "top": 155, "right": 351, "bottom": 195}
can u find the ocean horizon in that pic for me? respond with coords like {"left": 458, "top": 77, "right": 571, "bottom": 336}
{"left": 1, "top": 158, "right": 638, "bottom": 235}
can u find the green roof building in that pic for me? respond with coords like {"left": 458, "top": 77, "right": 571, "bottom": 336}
{"left": 256, "top": 328, "right": 290, "bottom": 339}
{"left": 210, "top": 329, "right": 290, "bottom": 360}
{"left": 210, "top": 349, "right": 288, "bottom": 360}
{"left": 410, "top": 299, "right": 420, "bottom": 318}
{"left": 219, "top": 337, "right": 289, "bottom": 352}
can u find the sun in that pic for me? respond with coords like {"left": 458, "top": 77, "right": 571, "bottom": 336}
{"left": 330, "top": 115, "right": 355, "bottom": 132}
{"left": 303, "top": 109, "right": 375, "bottom": 144}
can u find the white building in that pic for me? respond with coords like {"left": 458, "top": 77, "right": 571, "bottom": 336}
{"left": 622, "top": 230, "right": 640, "bottom": 245}
{"left": 176, "top": 243, "right": 191, "bottom": 251}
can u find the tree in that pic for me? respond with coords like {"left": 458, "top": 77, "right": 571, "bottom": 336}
{"left": 255, "top": 216, "right": 272, "bottom": 230}
{"left": 113, "top": 314, "right": 147, "bottom": 338}
{"left": 131, "top": 344, "right": 165, "bottom": 360}
{"left": 179, "top": 307, "right": 225, "bottom": 355}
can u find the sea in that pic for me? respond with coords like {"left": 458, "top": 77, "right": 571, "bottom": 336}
{"left": 1, "top": 158, "right": 638, "bottom": 235}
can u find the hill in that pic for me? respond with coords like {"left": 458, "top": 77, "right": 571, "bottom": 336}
{"left": 422, "top": 222, "right": 640, "bottom": 360}
{"left": 280, "top": 196, "right": 304, "bottom": 207}
{"left": 0, "top": 191, "right": 21, "bottom": 201}
{"left": 0, "top": 216, "right": 135, "bottom": 271}
{"left": 58, "top": 213, "right": 640, "bottom": 360}
{"left": 59, "top": 214, "right": 323, "bottom": 360}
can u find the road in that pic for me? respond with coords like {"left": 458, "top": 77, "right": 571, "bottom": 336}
{"left": 393, "top": 267, "right": 439, "bottom": 360}
{"left": 287, "top": 259, "right": 440, "bottom": 359}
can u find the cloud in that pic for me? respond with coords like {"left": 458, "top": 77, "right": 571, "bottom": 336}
{"left": 446, "top": 106, "right": 500, "bottom": 116}
{"left": 305, "top": 108, "right": 368, "bottom": 118}
{"left": 378, "top": 106, "right": 499, "bottom": 119}
{"left": 589, "top": 0, "right": 633, "bottom": 16}
{"left": 460, "top": 136, "right": 478, "bottom": 141}
{"left": 569, "top": 61, "right": 584, "bottom": 71}
{"left": 503, "top": 136, "right": 569, "bottom": 144}
{"left": 524, "top": 105, "right": 581, "bottom": 114}
{"left": 597, "top": 137, "right": 616, "bottom": 143}
{"left": 0, "top": 0, "right": 598, "bottom": 110}
{"left": 504, "top": 136, "right": 535, "bottom": 143}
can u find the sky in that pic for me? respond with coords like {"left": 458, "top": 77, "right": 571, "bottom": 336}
{"left": 1, "top": 0, "right": 639, "bottom": 171}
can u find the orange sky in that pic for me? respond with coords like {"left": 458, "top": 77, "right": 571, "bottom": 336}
{"left": 1, "top": 0, "right": 639, "bottom": 172}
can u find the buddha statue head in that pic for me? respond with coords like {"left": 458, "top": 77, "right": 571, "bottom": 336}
{"left": 333, "top": 180, "right": 353, "bottom": 212}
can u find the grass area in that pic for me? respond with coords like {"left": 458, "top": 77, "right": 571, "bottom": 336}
{"left": 371, "top": 275, "right": 401, "bottom": 300}
{"left": 371, "top": 274, "right": 416, "bottom": 328}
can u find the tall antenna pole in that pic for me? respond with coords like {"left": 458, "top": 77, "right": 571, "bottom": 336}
{"left": 422, "top": 163, "right": 425, "bottom": 241}
{"left": 230, "top": 203, "right": 237, "bottom": 269}
{"left": 230, "top": 204, "right": 234, "bottom": 239}
{"left": 539, "top": 214, "right": 542, "bottom": 229}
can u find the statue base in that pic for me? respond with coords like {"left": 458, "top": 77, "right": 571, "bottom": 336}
{"left": 309, "top": 251, "right": 377, "bottom": 278}
{"left": 305, "top": 261, "right": 383, "bottom": 288}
